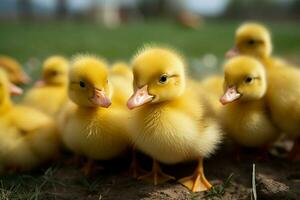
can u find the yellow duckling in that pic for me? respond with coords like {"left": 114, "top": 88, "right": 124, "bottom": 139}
{"left": 61, "top": 55, "right": 130, "bottom": 174}
{"left": 127, "top": 46, "right": 222, "bottom": 192}
{"left": 23, "top": 56, "right": 69, "bottom": 116}
{"left": 0, "top": 55, "right": 31, "bottom": 84}
{"left": 226, "top": 22, "right": 286, "bottom": 68}
{"left": 219, "top": 56, "right": 280, "bottom": 149}
{"left": 0, "top": 69, "right": 59, "bottom": 171}
{"left": 110, "top": 61, "right": 133, "bottom": 106}
{"left": 199, "top": 75, "right": 224, "bottom": 117}
{"left": 111, "top": 61, "right": 133, "bottom": 81}
{"left": 227, "top": 22, "right": 300, "bottom": 159}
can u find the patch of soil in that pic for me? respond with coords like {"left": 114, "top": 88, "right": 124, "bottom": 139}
{"left": 0, "top": 141, "right": 299, "bottom": 200}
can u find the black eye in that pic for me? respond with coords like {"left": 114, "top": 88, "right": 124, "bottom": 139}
{"left": 159, "top": 75, "right": 168, "bottom": 84}
{"left": 79, "top": 81, "right": 86, "bottom": 88}
{"left": 245, "top": 77, "right": 253, "bottom": 84}
{"left": 51, "top": 71, "right": 58, "bottom": 76}
{"left": 248, "top": 39, "right": 255, "bottom": 45}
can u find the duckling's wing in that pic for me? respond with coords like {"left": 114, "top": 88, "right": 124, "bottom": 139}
{"left": 10, "top": 106, "right": 52, "bottom": 133}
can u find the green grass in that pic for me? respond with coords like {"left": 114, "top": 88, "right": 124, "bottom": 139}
{"left": 0, "top": 19, "right": 300, "bottom": 64}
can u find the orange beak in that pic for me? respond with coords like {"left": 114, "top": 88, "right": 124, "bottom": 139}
{"left": 225, "top": 46, "right": 240, "bottom": 58}
{"left": 127, "top": 85, "right": 154, "bottom": 110}
{"left": 220, "top": 86, "right": 241, "bottom": 105}
{"left": 34, "top": 80, "right": 46, "bottom": 87}
{"left": 10, "top": 83, "right": 23, "bottom": 96}
{"left": 89, "top": 88, "right": 111, "bottom": 108}
{"left": 19, "top": 73, "right": 31, "bottom": 84}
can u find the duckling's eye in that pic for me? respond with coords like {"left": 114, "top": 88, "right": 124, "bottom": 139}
{"left": 79, "top": 81, "right": 86, "bottom": 88}
{"left": 247, "top": 39, "right": 256, "bottom": 45}
{"left": 245, "top": 77, "right": 253, "bottom": 84}
{"left": 159, "top": 75, "right": 168, "bottom": 84}
{"left": 51, "top": 71, "right": 58, "bottom": 76}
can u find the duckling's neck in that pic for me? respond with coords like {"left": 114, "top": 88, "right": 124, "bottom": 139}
{"left": 229, "top": 99, "right": 263, "bottom": 109}
{"left": 0, "top": 97, "right": 13, "bottom": 114}
{"left": 77, "top": 105, "right": 105, "bottom": 116}
{"left": 260, "top": 56, "right": 274, "bottom": 69}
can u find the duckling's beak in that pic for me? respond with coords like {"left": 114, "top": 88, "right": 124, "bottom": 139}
{"left": 90, "top": 88, "right": 111, "bottom": 108}
{"left": 226, "top": 47, "right": 240, "bottom": 58}
{"left": 34, "top": 80, "right": 46, "bottom": 87}
{"left": 10, "top": 83, "right": 23, "bottom": 96}
{"left": 220, "top": 86, "right": 241, "bottom": 105}
{"left": 127, "top": 85, "right": 154, "bottom": 110}
{"left": 19, "top": 73, "right": 31, "bottom": 84}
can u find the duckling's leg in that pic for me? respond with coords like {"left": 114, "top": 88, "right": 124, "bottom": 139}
{"left": 178, "top": 158, "right": 212, "bottom": 192}
{"left": 81, "top": 159, "right": 104, "bottom": 176}
{"left": 255, "top": 146, "right": 270, "bottom": 161}
{"left": 128, "top": 146, "right": 145, "bottom": 178}
{"left": 289, "top": 138, "right": 300, "bottom": 160}
{"left": 233, "top": 145, "right": 242, "bottom": 161}
{"left": 65, "top": 154, "right": 82, "bottom": 166}
{"left": 138, "top": 159, "right": 175, "bottom": 185}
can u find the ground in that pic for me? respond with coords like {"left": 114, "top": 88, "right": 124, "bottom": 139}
{"left": 0, "top": 20, "right": 300, "bottom": 199}
{"left": 1, "top": 144, "right": 300, "bottom": 200}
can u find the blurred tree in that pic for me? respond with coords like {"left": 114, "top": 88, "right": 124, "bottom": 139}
{"left": 17, "top": 0, "right": 32, "bottom": 20}
{"left": 224, "top": 0, "right": 297, "bottom": 20}
{"left": 56, "top": 0, "right": 67, "bottom": 19}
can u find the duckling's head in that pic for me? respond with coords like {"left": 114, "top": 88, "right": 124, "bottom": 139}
{"left": 0, "top": 69, "right": 23, "bottom": 104}
{"left": 127, "top": 46, "right": 186, "bottom": 109}
{"left": 0, "top": 55, "right": 31, "bottom": 84}
{"left": 220, "top": 56, "right": 267, "bottom": 105}
{"left": 68, "top": 55, "right": 112, "bottom": 108}
{"left": 226, "top": 23, "right": 272, "bottom": 60}
{"left": 36, "top": 56, "right": 69, "bottom": 86}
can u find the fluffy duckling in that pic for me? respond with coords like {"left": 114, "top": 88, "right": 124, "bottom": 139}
{"left": 226, "top": 22, "right": 286, "bottom": 68}
{"left": 227, "top": 22, "right": 300, "bottom": 159}
{"left": 199, "top": 75, "right": 224, "bottom": 117}
{"left": 127, "top": 46, "right": 222, "bottom": 192}
{"left": 219, "top": 56, "right": 280, "bottom": 149}
{"left": 0, "top": 69, "right": 59, "bottom": 171}
{"left": 0, "top": 55, "right": 31, "bottom": 84}
{"left": 111, "top": 61, "right": 133, "bottom": 81}
{"left": 110, "top": 61, "right": 133, "bottom": 106}
{"left": 23, "top": 56, "right": 69, "bottom": 116}
{"left": 61, "top": 55, "right": 130, "bottom": 174}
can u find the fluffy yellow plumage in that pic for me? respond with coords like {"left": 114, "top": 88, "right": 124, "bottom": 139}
{"left": 111, "top": 61, "right": 133, "bottom": 81}
{"left": 23, "top": 56, "right": 69, "bottom": 116}
{"left": 0, "top": 69, "right": 60, "bottom": 172}
{"left": 228, "top": 22, "right": 300, "bottom": 159}
{"left": 127, "top": 46, "right": 222, "bottom": 192}
{"left": 61, "top": 55, "right": 131, "bottom": 173}
{"left": 219, "top": 56, "right": 280, "bottom": 147}
{"left": 0, "top": 55, "right": 31, "bottom": 84}
{"left": 198, "top": 75, "right": 224, "bottom": 117}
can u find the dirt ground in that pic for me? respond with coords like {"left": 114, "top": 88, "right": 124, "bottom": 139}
{"left": 0, "top": 140, "right": 299, "bottom": 200}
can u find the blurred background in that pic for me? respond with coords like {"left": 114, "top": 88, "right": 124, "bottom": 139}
{"left": 0, "top": 0, "right": 300, "bottom": 80}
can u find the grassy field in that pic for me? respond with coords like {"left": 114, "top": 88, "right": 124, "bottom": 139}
{"left": 0, "top": 19, "right": 300, "bottom": 63}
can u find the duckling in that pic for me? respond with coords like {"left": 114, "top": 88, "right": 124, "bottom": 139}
{"left": 0, "top": 55, "right": 31, "bottom": 84}
{"left": 61, "top": 55, "right": 130, "bottom": 174}
{"left": 110, "top": 61, "right": 133, "bottom": 106}
{"left": 0, "top": 69, "right": 59, "bottom": 171}
{"left": 127, "top": 46, "right": 222, "bottom": 192}
{"left": 111, "top": 61, "right": 133, "bottom": 81}
{"left": 23, "top": 56, "right": 69, "bottom": 116}
{"left": 219, "top": 56, "right": 279, "bottom": 150}
{"left": 199, "top": 75, "right": 224, "bottom": 117}
{"left": 226, "top": 22, "right": 286, "bottom": 68}
{"left": 227, "top": 22, "right": 300, "bottom": 159}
